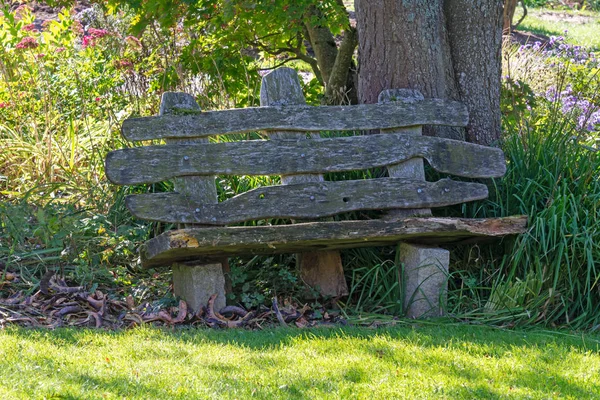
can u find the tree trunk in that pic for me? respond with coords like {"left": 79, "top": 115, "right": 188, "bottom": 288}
{"left": 356, "top": 0, "right": 503, "bottom": 145}
{"left": 304, "top": 5, "right": 339, "bottom": 86}
{"left": 355, "top": 0, "right": 463, "bottom": 141}
{"left": 445, "top": 0, "right": 503, "bottom": 145}
{"left": 304, "top": 6, "right": 358, "bottom": 105}
{"left": 503, "top": 0, "right": 519, "bottom": 34}
{"left": 324, "top": 27, "right": 358, "bottom": 105}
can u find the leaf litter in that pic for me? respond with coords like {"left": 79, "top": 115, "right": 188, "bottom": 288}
{"left": 0, "top": 271, "right": 350, "bottom": 330}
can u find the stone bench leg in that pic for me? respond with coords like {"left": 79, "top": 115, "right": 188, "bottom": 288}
{"left": 160, "top": 92, "right": 227, "bottom": 314}
{"left": 399, "top": 243, "right": 449, "bottom": 318}
{"left": 172, "top": 263, "right": 226, "bottom": 313}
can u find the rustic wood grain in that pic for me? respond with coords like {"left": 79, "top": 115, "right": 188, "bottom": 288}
{"left": 160, "top": 92, "right": 218, "bottom": 204}
{"left": 160, "top": 92, "right": 226, "bottom": 312}
{"left": 140, "top": 216, "right": 528, "bottom": 267}
{"left": 380, "top": 89, "right": 431, "bottom": 219}
{"left": 121, "top": 99, "right": 469, "bottom": 141}
{"left": 260, "top": 67, "right": 347, "bottom": 297}
{"left": 125, "top": 178, "right": 488, "bottom": 225}
{"left": 105, "top": 133, "right": 506, "bottom": 185}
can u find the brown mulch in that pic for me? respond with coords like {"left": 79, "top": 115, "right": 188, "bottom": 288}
{"left": 0, "top": 272, "right": 346, "bottom": 330}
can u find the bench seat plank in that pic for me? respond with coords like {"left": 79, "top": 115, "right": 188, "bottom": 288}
{"left": 121, "top": 100, "right": 468, "bottom": 141}
{"left": 125, "top": 178, "right": 488, "bottom": 224}
{"left": 140, "top": 216, "right": 528, "bottom": 267}
{"left": 105, "top": 134, "right": 506, "bottom": 185}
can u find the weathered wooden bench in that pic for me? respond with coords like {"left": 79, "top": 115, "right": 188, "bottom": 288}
{"left": 106, "top": 67, "right": 526, "bottom": 318}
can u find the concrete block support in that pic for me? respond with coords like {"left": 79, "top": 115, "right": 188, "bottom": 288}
{"left": 173, "top": 263, "right": 226, "bottom": 313}
{"left": 161, "top": 91, "right": 226, "bottom": 315}
{"left": 399, "top": 243, "right": 450, "bottom": 318}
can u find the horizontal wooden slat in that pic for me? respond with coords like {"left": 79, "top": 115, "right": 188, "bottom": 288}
{"left": 106, "top": 134, "right": 506, "bottom": 185}
{"left": 125, "top": 178, "right": 488, "bottom": 225}
{"left": 140, "top": 216, "right": 528, "bottom": 267}
{"left": 121, "top": 100, "right": 468, "bottom": 141}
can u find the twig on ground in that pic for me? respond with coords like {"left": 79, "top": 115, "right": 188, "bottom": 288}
{"left": 272, "top": 297, "right": 288, "bottom": 327}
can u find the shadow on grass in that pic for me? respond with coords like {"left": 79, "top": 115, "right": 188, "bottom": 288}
{"left": 517, "top": 25, "right": 563, "bottom": 40}
{"left": 4, "top": 321, "right": 600, "bottom": 350}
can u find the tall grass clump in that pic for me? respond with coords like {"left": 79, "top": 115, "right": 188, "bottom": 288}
{"left": 451, "top": 37, "right": 600, "bottom": 329}
{"left": 485, "top": 115, "right": 600, "bottom": 328}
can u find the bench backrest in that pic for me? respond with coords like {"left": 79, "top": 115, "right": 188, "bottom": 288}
{"left": 105, "top": 68, "right": 506, "bottom": 225}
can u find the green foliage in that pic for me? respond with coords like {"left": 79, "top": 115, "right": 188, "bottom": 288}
{"left": 105, "top": 0, "right": 348, "bottom": 48}
{"left": 0, "top": 5, "right": 137, "bottom": 200}
{"left": 500, "top": 76, "right": 537, "bottom": 126}
{"left": 522, "top": 0, "right": 550, "bottom": 6}
{"left": 0, "top": 4, "right": 190, "bottom": 300}
{"left": 491, "top": 119, "right": 600, "bottom": 328}
{"left": 344, "top": 260, "right": 403, "bottom": 315}
{"left": 228, "top": 255, "right": 303, "bottom": 309}
{"left": 0, "top": 198, "right": 170, "bottom": 300}
{"left": 101, "top": 0, "right": 349, "bottom": 100}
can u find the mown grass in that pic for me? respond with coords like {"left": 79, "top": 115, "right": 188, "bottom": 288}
{"left": 1, "top": 324, "right": 599, "bottom": 399}
{"left": 516, "top": 7, "right": 600, "bottom": 50}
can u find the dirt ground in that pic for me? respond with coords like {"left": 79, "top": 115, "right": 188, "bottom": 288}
{"left": 11, "top": 1, "right": 91, "bottom": 23}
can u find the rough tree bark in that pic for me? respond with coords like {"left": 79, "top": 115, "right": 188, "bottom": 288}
{"left": 355, "top": 0, "right": 463, "bottom": 140}
{"left": 355, "top": 0, "right": 504, "bottom": 145}
{"left": 445, "top": 0, "right": 503, "bottom": 145}
{"left": 304, "top": 5, "right": 339, "bottom": 86}
{"left": 503, "top": 0, "right": 519, "bottom": 33}
{"left": 324, "top": 27, "right": 358, "bottom": 105}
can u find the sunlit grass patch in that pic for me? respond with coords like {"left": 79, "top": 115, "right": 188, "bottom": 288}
{"left": 0, "top": 325, "right": 599, "bottom": 399}
{"left": 516, "top": 7, "right": 600, "bottom": 50}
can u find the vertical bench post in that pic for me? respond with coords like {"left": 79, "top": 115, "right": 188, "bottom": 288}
{"left": 379, "top": 89, "right": 450, "bottom": 318}
{"left": 260, "top": 68, "right": 348, "bottom": 298}
{"left": 160, "top": 93, "right": 226, "bottom": 313}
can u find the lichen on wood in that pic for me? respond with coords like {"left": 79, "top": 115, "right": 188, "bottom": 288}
{"left": 121, "top": 99, "right": 469, "bottom": 141}
{"left": 140, "top": 216, "right": 528, "bottom": 267}
{"left": 105, "top": 133, "right": 506, "bottom": 185}
{"left": 125, "top": 178, "right": 489, "bottom": 225}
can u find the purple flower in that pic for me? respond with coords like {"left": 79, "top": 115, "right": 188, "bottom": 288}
{"left": 545, "top": 87, "right": 557, "bottom": 102}
{"left": 590, "top": 111, "right": 600, "bottom": 128}
{"left": 561, "top": 95, "right": 577, "bottom": 113}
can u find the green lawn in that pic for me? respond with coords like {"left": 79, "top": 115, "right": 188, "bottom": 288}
{"left": 1, "top": 324, "right": 599, "bottom": 399}
{"left": 516, "top": 8, "right": 600, "bottom": 50}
